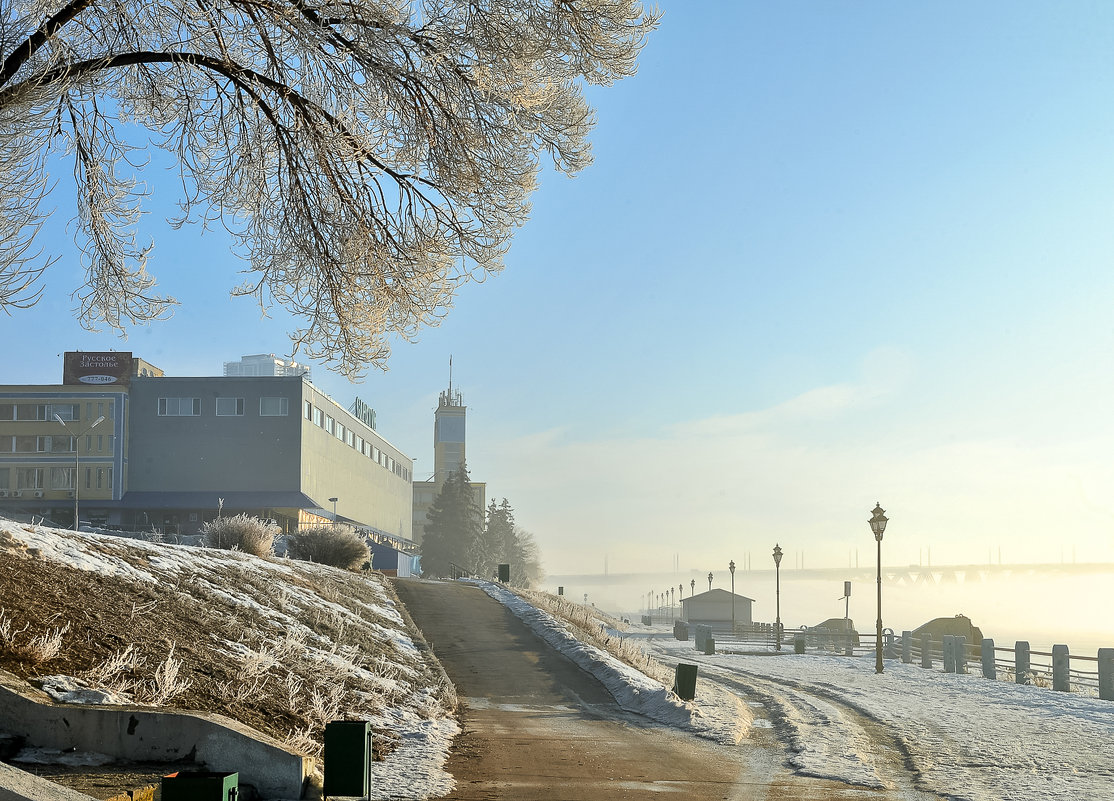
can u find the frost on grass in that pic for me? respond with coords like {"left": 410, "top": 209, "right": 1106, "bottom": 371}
{"left": 0, "top": 519, "right": 459, "bottom": 798}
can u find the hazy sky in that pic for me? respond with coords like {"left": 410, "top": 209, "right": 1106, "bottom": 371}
{"left": 9, "top": 3, "right": 1114, "bottom": 576}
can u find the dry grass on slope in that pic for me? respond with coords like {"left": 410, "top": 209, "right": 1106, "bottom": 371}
{"left": 0, "top": 521, "right": 453, "bottom": 760}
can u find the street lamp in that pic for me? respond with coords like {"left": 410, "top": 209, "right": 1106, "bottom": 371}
{"left": 772, "top": 544, "right": 783, "bottom": 651}
{"left": 328, "top": 497, "right": 339, "bottom": 521}
{"left": 54, "top": 414, "right": 104, "bottom": 531}
{"left": 707, "top": 572, "right": 713, "bottom": 592}
{"left": 729, "top": 560, "right": 736, "bottom": 633}
{"left": 869, "top": 502, "right": 889, "bottom": 674}
{"left": 690, "top": 578, "right": 695, "bottom": 596}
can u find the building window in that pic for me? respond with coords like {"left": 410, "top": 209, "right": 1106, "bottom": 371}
{"left": 356, "top": 436, "right": 364, "bottom": 454}
{"left": 38, "top": 436, "right": 74, "bottom": 453}
{"left": 325, "top": 415, "right": 335, "bottom": 435}
{"left": 16, "top": 468, "right": 44, "bottom": 489}
{"left": 0, "top": 468, "right": 8, "bottom": 488}
{"left": 313, "top": 407, "right": 323, "bottom": 427}
{"left": 158, "top": 397, "right": 201, "bottom": 416}
{"left": 216, "top": 397, "right": 246, "bottom": 416}
{"left": 335, "top": 423, "right": 345, "bottom": 441}
{"left": 260, "top": 397, "right": 289, "bottom": 416}
{"left": 41, "top": 403, "right": 78, "bottom": 421}
{"left": 0, "top": 404, "right": 12, "bottom": 420}
{"left": 346, "top": 430, "right": 355, "bottom": 447}
{"left": 50, "top": 467, "right": 74, "bottom": 490}
{"left": 304, "top": 401, "right": 313, "bottom": 420}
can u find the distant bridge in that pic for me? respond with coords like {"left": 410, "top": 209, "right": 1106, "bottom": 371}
{"left": 547, "top": 562, "right": 1114, "bottom": 588}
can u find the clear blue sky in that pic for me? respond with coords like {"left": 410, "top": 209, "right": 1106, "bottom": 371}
{"left": 9, "top": 2, "right": 1114, "bottom": 575}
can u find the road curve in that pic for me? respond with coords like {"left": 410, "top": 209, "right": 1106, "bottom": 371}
{"left": 393, "top": 578, "right": 908, "bottom": 801}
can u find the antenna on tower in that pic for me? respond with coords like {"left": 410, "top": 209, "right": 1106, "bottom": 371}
{"left": 448, "top": 354, "right": 453, "bottom": 396}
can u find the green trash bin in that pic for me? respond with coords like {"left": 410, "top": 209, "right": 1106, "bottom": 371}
{"left": 324, "top": 720, "right": 372, "bottom": 799}
{"left": 162, "top": 771, "right": 238, "bottom": 801}
{"left": 673, "top": 663, "right": 698, "bottom": 700}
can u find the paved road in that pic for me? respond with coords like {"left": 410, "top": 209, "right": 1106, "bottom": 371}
{"left": 393, "top": 579, "right": 914, "bottom": 801}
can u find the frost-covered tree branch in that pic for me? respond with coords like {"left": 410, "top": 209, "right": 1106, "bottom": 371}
{"left": 0, "top": 0, "right": 658, "bottom": 376}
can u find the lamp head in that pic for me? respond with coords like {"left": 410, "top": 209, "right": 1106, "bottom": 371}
{"left": 869, "top": 502, "right": 888, "bottom": 542}
{"left": 772, "top": 543, "right": 783, "bottom": 566}
{"left": 729, "top": 560, "right": 735, "bottom": 574}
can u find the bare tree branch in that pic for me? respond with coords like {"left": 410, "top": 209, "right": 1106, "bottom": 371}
{"left": 0, "top": 0, "right": 658, "bottom": 377}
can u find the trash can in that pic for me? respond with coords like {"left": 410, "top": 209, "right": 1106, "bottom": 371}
{"left": 162, "top": 771, "right": 238, "bottom": 801}
{"left": 794, "top": 634, "right": 806, "bottom": 654}
{"left": 673, "top": 663, "right": 698, "bottom": 701}
{"left": 324, "top": 720, "right": 372, "bottom": 799}
{"left": 704, "top": 637, "right": 716, "bottom": 655}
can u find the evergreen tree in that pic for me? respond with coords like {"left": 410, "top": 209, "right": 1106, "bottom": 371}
{"left": 480, "top": 499, "right": 516, "bottom": 581}
{"left": 420, "top": 464, "right": 482, "bottom": 577}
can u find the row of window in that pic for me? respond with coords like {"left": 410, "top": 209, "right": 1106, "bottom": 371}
{"left": 0, "top": 466, "right": 113, "bottom": 491}
{"left": 303, "top": 400, "right": 410, "bottom": 481}
{"left": 0, "top": 401, "right": 114, "bottom": 422}
{"left": 0, "top": 435, "right": 115, "bottom": 454}
{"left": 157, "top": 397, "right": 289, "bottom": 417}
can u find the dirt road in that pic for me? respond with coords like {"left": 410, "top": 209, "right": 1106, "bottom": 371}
{"left": 393, "top": 579, "right": 911, "bottom": 801}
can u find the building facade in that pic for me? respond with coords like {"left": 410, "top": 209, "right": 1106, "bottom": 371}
{"left": 223, "top": 353, "right": 311, "bottom": 380}
{"left": 0, "top": 354, "right": 413, "bottom": 541}
{"left": 411, "top": 379, "right": 485, "bottom": 545}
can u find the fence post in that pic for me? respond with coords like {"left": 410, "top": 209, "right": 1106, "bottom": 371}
{"left": 902, "top": 631, "right": 912, "bottom": 664}
{"left": 1099, "top": 648, "right": 1114, "bottom": 701}
{"left": 981, "top": 638, "right": 996, "bottom": 680}
{"left": 943, "top": 635, "right": 956, "bottom": 673}
{"left": 955, "top": 635, "right": 967, "bottom": 674}
{"left": 921, "top": 633, "right": 932, "bottom": 668}
{"left": 1015, "top": 641, "right": 1030, "bottom": 684}
{"left": 1052, "top": 645, "right": 1070, "bottom": 692}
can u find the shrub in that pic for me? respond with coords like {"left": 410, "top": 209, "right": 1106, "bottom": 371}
{"left": 202, "top": 514, "right": 278, "bottom": 557}
{"left": 286, "top": 525, "right": 368, "bottom": 570}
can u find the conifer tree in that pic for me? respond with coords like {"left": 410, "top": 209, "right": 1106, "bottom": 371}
{"left": 420, "top": 464, "right": 481, "bottom": 577}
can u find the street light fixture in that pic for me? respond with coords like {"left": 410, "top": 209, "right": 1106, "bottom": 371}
{"left": 54, "top": 414, "right": 104, "bottom": 531}
{"left": 690, "top": 578, "right": 695, "bottom": 596}
{"left": 869, "top": 502, "right": 889, "bottom": 674}
{"left": 772, "top": 544, "right": 783, "bottom": 651}
{"left": 328, "top": 497, "right": 339, "bottom": 521}
{"left": 729, "top": 560, "right": 736, "bottom": 634}
{"left": 707, "top": 572, "right": 713, "bottom": 592}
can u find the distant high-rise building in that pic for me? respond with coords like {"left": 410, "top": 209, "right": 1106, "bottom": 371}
{"left": 223, "top": 353, "right": 311, "bottom": 380}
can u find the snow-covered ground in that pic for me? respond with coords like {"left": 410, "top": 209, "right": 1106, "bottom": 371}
{"left": 479, "top": 581, "right": 1114, "bottom": 801}
{"left": 4, "top": 522, "right": 1110, "bottom": 801}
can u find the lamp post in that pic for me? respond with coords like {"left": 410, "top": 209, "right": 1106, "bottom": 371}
{"left": 729, "top": 560, "right": 736, "bottom": 633}
{"left": 869, "top": 502, "right": 889, "bottom": 674}
{"left": 690, "top": 578, "right": 695, "bottom": 596}
{"left": 707, "top": 572, "right": 713, "bottom": 592}
{"left": 54, "top": 414, "right": 104, "bottom": 531}
{"left": 328, "top": 497, "right": 339, "bottom": 522}
{"left": 772, "top": 544, "right": 783, "bottom": 651}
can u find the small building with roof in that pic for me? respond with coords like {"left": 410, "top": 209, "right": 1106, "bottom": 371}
{"left": 680, "top": 588, "right": 755, "bottom": 626}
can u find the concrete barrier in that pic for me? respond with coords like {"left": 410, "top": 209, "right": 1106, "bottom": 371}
{"left": 0, "top": 671, "right": 311, "bottom": 800}
{"left": 0, "top": 761, "right": 98, "bottom": 801}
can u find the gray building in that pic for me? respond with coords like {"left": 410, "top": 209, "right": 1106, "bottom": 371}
{"left": 125, "top": 375, "right": 412, "bottom": 537}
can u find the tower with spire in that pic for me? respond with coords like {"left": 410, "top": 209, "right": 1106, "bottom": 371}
{"left": 411, "top": 359, "right": 486, "bottom": 546}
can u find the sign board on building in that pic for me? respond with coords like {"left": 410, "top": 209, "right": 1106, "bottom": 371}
{"left": 63, "top": 352, "right": 133, "bottom": 387}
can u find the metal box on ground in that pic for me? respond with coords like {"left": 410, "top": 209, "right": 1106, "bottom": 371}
{"left": 673, "top": 663, "right": 698, "bottom": 701}
{"left": 161, "top": 771, "right": 238, "bottom": 801}
{"left": 324, "top": 720, "right": 372, "bottom": 799}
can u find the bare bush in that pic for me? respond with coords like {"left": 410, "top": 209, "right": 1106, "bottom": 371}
{"left": 202, "top": 514, "right": 279, "bottom": 557}
{"left": 0, "top": 608, "right": 69, "bottom": 666}
{"left": 286, "top": 526, "right": 368, "bottom": 570}
{"left": 146, "top": 646, "right": 191, "bottom": 705}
